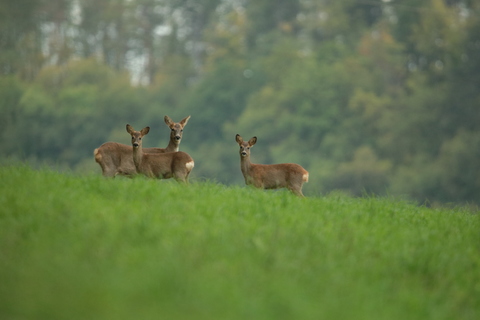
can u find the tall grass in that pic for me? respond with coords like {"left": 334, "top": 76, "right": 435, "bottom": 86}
{"left": 0, "top": 165, "right": 479, "bottom": 320}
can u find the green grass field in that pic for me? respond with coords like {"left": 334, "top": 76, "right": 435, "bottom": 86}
{"left": 1, "top": 165, "right": 479, "bottom": 320}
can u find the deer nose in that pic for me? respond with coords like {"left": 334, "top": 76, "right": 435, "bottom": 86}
{"left": 133, "top": 143, "right": 139, "bottom": 147}
{"left": 175, "top": 135, "right": 181, "bottom": 141}
{"left": 241, "top": 151, "right": 247, "bottom": 156}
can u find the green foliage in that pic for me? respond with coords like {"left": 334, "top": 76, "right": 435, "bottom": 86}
{"left": 0, "top": 76, "right": 24, "bottom": 143}
{"left": 1, "top": 166, "right": 479, "bottom": 320}
{"left": 432, "top": 130, "right": 480, "bottom": 202}
{"left": 327, "top": 146, "right": 392, "bottom": 196}
{"left": 245, "top": 0, "right": 301, "bottom": 48}
{"left": 0, "top": 0, "right": 44, "bottom": 78}
{"left": 0, "top": 59, "right": 151, "bottom": 169}
{"left": 1, "top": 0, "right": 480, "bottom": 204}
{"left": 182, "top": 61, "right": 261, "bottom": 145}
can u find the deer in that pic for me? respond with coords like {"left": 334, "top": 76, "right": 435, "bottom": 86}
{"left": 126, "top": 124, "right": 194, "bottom": 182}
{"left": 94, "top": 115, "right": 190, "bottom": 177}
{"left": 235, "top": 134, "right": 309, "bottom": 197}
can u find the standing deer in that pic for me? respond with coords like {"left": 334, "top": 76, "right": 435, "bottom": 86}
{"left": 127, "top": 124, "right": 194, "bottom": 182}
{"left": 94, "top": 115, "right": 190, "bottom": 177}
{"left": 235, "top": 134, "right": 309, "bottom": 197}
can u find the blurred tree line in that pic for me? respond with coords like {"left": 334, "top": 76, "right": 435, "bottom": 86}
{"left": 1, "top": 0, "right": 479, "bottom": 204}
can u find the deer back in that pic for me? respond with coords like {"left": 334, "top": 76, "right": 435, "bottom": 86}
{"left": 247, "top": 163, "right": 308, "bottom": 189}
{"left": 138, "top": 151, "right": 194, "bottom": 179}
{"left": 95, "top": 142, "right": 170, "bottom": 177}
{"left": 94, "top": 142, "right": 136, "bottom": 176}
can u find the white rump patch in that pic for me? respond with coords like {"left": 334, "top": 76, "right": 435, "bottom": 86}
{"left": 186, "top": 161, "right": 194, "bottom": 171}
{"left": 303, "top": 172, "right": 309, "bottom": 182}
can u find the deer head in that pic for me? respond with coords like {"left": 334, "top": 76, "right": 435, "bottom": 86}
{"left": 165, "top": 115, "right": 190, "bottom": 142}
{"left": 236, "top": 134, "right": 257, "bottom": 158}
{"left": 126, "top": 124, "right": 150, "bottom": 148}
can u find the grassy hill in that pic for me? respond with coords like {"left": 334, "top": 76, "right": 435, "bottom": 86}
{"left": 1, "top": 165, "right": 479, "bottom": 320}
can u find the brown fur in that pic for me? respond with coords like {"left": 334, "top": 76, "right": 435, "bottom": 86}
{"left": 236, "top": 134, "right": 308, "bottom": 197}
{"left": 94, "top": 116, "right": 190, "bottom": 177}
{"left": 127, "top": 124, "right": 194, "bottom": 183}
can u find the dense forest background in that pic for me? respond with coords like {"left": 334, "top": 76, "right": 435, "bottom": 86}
{"left": 1, "top": 0, "right": 479, "bottom": 204}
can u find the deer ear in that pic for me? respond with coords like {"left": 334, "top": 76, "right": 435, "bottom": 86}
{"left": 141, "top": 126, "right": 150, "bottom": 135}
{"left": 164, "top": 115, "right": 174, "bottom": 127}
{"left": 249, "top": 137, "right": 257, "bottom": 146}
{"left": 235, "top": 134, "right": 243, "bottom": 144}
{"left": 180, "top": 115, "right": 191, "bottom": 127}
{"left": 126, "top": 124, "right": 134, "bottom": 134}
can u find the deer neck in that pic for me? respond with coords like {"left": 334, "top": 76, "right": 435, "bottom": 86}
{"left": 240, "top": 155, "right": 253, "bottom": 176}
{"left": 165, "top": 138, "right": 179, "bottom": 152}
{"left": 132, "top": 145, "right": 144, "bottom": 169}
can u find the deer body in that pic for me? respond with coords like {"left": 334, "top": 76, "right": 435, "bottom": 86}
{"left": 94, "top": 116, "right": 190, "bottom": 177}
{"left": 127, "top": 124, "right": 194, "bottom": 182}
{"left": 236, "top": 134, "right": 308, "bottom": 197}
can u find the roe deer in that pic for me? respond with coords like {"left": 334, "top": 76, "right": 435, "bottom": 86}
{"left": 94, "top": 115, "right": 190, "bottom": 177}
{"left": 127, "top": 124, "right": 194, "bottom": 182}
{"left": 235, "top": 134, "right": 309, "bottom": 197}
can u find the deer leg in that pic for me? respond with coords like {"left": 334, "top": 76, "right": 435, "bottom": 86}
{"left": 184, "top": 171, "right": 191, "bottom": 184}
{"left": 288, "top": 178, "right": 305, "bottom": 197}
{"left": 173, "top": 171, "right": 188, "bottom": 183}
{"left": 288, "top": 186, "right": 305, "bottom": 197}
{"left": 102, "top": 168, "right": 117, "bottom": 178}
